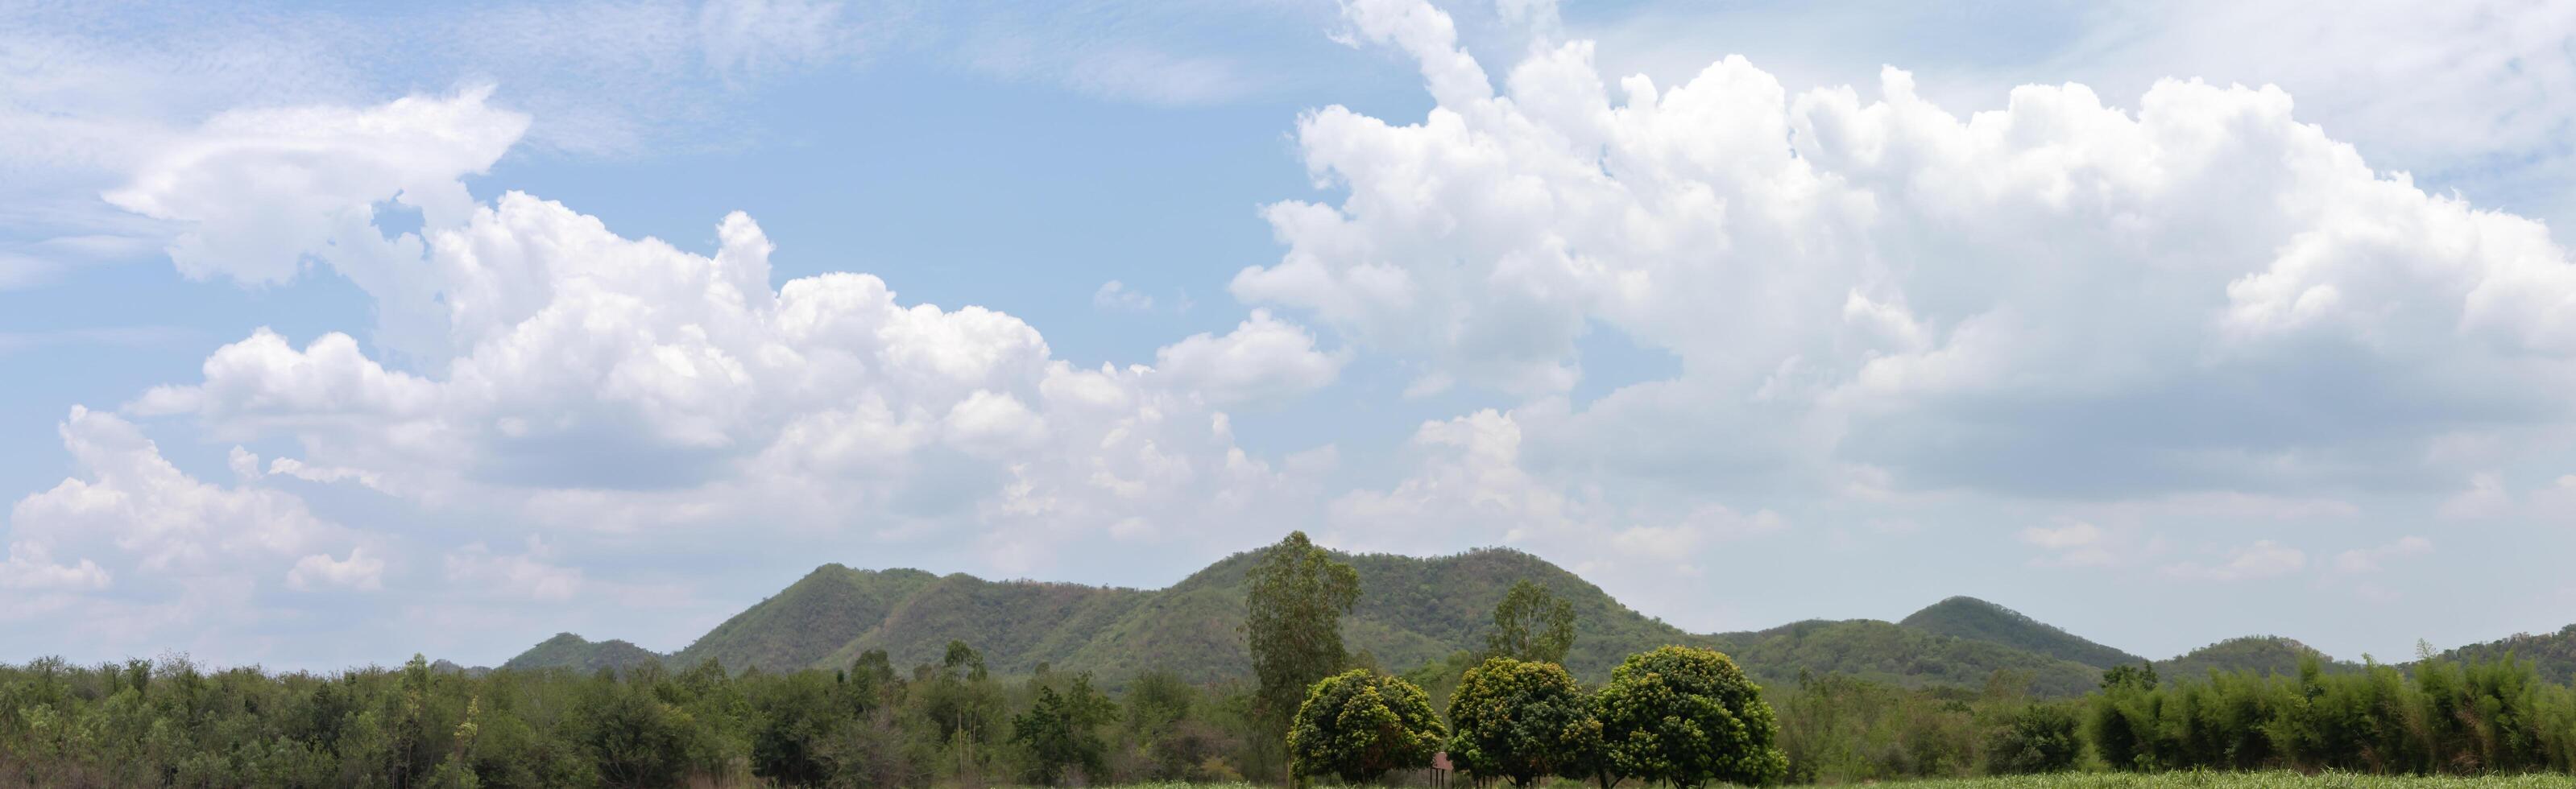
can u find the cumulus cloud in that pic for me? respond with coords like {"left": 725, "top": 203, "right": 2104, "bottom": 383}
{"left": 1151, "top": 310, "right": 1346, "bottom": 407}
{"left": 10, "top": 406, "right": 342, "bottom": 574}
{"left": 99, "top": 86, "right": 529, "bottom": 360}
{"left": 1237, "top": 0, "right": 2576, "bottom": 504}
{"left": 2, "top": 543, "right": 111, "bottom": 592}
{"left": 97, "top": 87, "right": 1344, "bottom": 576}
{"left": 104, "top": 86, "right": 527, "bottom": 286}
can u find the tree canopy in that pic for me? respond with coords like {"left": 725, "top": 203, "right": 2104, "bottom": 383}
{"left": 1597, "top": 645, "right": 1789, "bottom": 788}
{"left": 1446, "top": 657, "right": 1600, "bottom": 787}
{"left": 1285, "top": 669, "right": 1447, "bottom": 784}
{"left": 1485, "top": 580, "right": 1577, "bottom": 665}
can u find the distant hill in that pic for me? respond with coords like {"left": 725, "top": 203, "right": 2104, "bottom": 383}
{"left": 1713, "top": 618, "right": 2106, "bottom": 696}
{"left": 503, "top": 633, "right": 663, "bottom": 673}
{"left": 507, "top": 546, "right": 2129, "bottom": 696}
{"left": 1899, "top": 597, "right": 2144, "bottom": 670}
{"left": 662, "top": 548, "right": 1727, "bottom": 685}
{"left": 2156, "top": 636, "right": 2358, "bottom": 680}
{"left": 2441, "top": 624, "right": 2576, "bottom": 684}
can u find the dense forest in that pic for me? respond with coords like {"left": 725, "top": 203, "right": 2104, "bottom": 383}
{"left": 8, "top": 534, "right": 2576, "bottom": 788}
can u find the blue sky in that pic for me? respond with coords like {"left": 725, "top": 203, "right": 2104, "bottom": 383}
{"left": 4, "top": 0, "right": 2575, "bottom": 671}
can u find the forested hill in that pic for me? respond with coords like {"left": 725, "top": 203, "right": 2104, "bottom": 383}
{"left": 501, "top": 633, "right": 661, "bottom": 673}
{"left": 505, "top": 547, "right": 2144, "bottom": 696}
{"left": 1899, "top": 596, "right": 2145, "bottom": 669}
{"left": 2441, "top": 624, "right": 2576, "bottom": 684}
{"left": 2154, "top": 635, "right": 2360, "bottom": 679}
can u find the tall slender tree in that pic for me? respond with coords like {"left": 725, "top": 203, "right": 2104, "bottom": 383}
{"left": 1244, "top": 531, "right": 1362, "bottom": 737}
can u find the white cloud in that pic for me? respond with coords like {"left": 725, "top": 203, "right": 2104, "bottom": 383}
{"left": 1328, "top": 408, "right": 1778, "bottom": 600}
{"left": 98, "top": 89, "right": 1343, "bottom": 574}
{"left": 1151, "top": 310, "right": 1346, "bottom": 407}
{"left": 445, "top": 539, "right": 582, "bottom": 602}
{"left": 2161, "top": 539, "right": 2309, "bottom": 581}
{"left": 287, "top": 547, "right": 386, "bottom": 592}
{"left": 2331, "top": 535, "right": 2431, "bottom": 574}
{"left": 1093, "top": 279, "right": 1155, "bottom": 312}
{"left": 1235, "top": 0, "right": 2576, "bottom": 505}
{"left": 2438, "top": 472, "right": 2513, "bottom": 520}
{"left": 103, "top": 87, "right": 529, "bottom": 357}
{"left": 10, "top": 406, "right": 340, "bottom": 575}
{"left": 1, "top": 543, "right": 111, "bottom": 592}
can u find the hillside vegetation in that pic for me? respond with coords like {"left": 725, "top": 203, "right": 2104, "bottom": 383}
{"left": 2154, "top": 636, "right": 2359, "bottom": 680}
{"left": 499, "top": 633, "right": 661, "bottom": 673}
{"left": 505, "top": 545, "right": 2561, "bottom": 700}
{"left": 1899, "top": 596, "right": 2144, "bottom": 670}
{"left": 509, "top": 547, "right": 2122, "bottom": 696}
{"left": 2443, "top": 625, "right": 2576, "bottom": 684}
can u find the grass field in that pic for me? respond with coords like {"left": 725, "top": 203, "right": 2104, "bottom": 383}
{"left": 1093, "top": 776, "right": 2576, "bottom": 789}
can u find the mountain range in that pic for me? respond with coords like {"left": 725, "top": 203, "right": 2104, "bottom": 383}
{"left": 501, "top": 545, "right": 2574, "bottom": 697}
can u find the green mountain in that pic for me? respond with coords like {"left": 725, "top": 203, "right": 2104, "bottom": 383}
{"left": 2440, "top": 624, "right": 2576, "bottom": 684}
{"left": 2156, "top": 635, "right": 2358, "bottom": 680}
{"left": 503, "top": 633, "right": 663, "bottom": 673}
{"left": 1898, "top": 596, "right": 2144, "bottom": 670}
{"left": 505, "top": 546, "right": 2126, "bottom": 696}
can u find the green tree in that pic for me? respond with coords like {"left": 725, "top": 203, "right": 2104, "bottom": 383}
{"left": 1245, "top": 531, "right": 1361, "bottom": 732}
{"left": 1596, "top": 646, "right": 1787, "bottom": 788}
{"left": 1125, "top": 667, "right": 1196, "bottom": 741}
{"left": 2101, "top": 662, "right": 2160, "bottom": 692}
{"left": 1485, "top": 580, "right": 1577, "bottom": 665}
{"left": 1004, "top": 672, "right": 1116, "bottom": 785}
{"left": 583, "top": 681, "right": 699, "bottom": 788}
{"left": 1286, "top": 669, "right": 1447, "bottom": 784}
{"left": 748, "top": 670, "right": 841, "bottom": 786}
{"left": 1984, "top": 702, "right": 2081, "bottom": 774}
{"left": 1447, "top": 657, "right": 1601, "bottom": 787}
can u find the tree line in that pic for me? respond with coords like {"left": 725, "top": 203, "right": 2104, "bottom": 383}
{"left": 4, "top": 531, "right": 2576, "bottom": 787}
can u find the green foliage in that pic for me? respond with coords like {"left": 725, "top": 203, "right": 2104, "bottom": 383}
{"left": 1596, "top": 645, "right": 1788, "bottom": 788}
{"left": 2102, "top": 663, "right": 2160, "bottom": 692}
{"left": 1285, "top": 669, "right": 1446, "bottom": 783}
{"left": 510, "top": 546, "right": 2146, "bottom": 701}
{"left": 2443, "top": 624, "right": 2576, "bottom": 685}
{"left": 1984, "top": 702, "right": 2081, "bottom": 775}
{"left": 1245, "top": 531, "right": 1362, "bottom": 730}
{"left": 1711, "top": 619, "right": 2106, "bottom": 697}
{"left": 1011, "top": 675, "right": 1116, "bottom": 786}
{"left": 1900, "top": 597, "right": 2144, "bottom": 670}
{"left": 1446, "top": 657, "right": 1600, "bottom": 787}
{"left": 2084, "top": 652, "right": 2576, "bottom": 775}
{"left": 502, "top": 634, "right": 664, "bottom": 673}
{"left": 1485, "top": 580, "right": 1578, "bottom": 665}
{"left": 1778, "top": 671, "right": 1986, "bottom": 783}
{"left": 2156, "top": 636, "right": 2359, "bottom": 680}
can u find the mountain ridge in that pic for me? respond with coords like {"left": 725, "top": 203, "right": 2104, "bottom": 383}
{"left": 503, "top": 546, "right": 2571, "bottom": 698}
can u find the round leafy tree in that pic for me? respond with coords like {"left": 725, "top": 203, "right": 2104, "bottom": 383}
{"left": 1447, "top": 657, "right": 1601, "bottom": 787}
{"left": 1286, "top": 669, "right": 1447, "bottom": 784}
{"left": 1596, "top": 646, "right": 1787, "bottom": 788}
